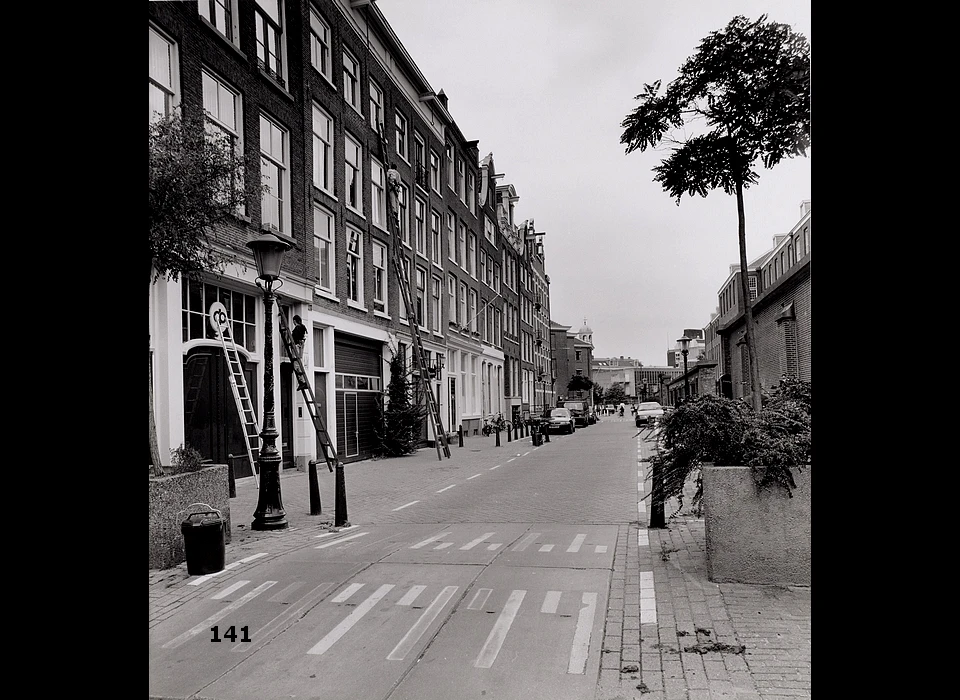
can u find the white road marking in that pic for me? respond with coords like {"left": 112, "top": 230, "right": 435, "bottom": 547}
{"left": 162, "top": 581, "right": 277, "bottom": 649}
{"left": 233, "top": 582, "right": 332, "bottom": 653}
{"left": 638, "top": 529, "right": 649, "bottom": 547}
{"left": 307, "top": 584, "right": 395, "bottom": 655}
{"left": 595, "top": 545, "right": 608, "bottom": 554}
{"left": 639, "top": 571, "right": 657, "bottom": 624}
{"left": 187, "top": 553, "right": 268, "bottom": 585}
{"left": 467, "top": 588, "right": 493, "bottom": 610}
{"left": 506, "top": 458, "right": 516, "bottom": 463}
{"left": 567, "top": 592, "right": 598, "bottom": 674}
{"left": 410, "top": 532, "right": 452, "bottom": 549}
{"left": 387, "top": 586, "right": 459, "bottom": 661}
{"left": 392, "top": 501, "right": 419, "bottom": 511}
{"left": 467, "top": 473, "right": 482, "bottom": 480}
{"left": 461, "top": 533, "right": 495, "bottom": 550}
{"left": 541, "top": 590, "right": 562, "bottom": 614}
{"left": 523, "top": 451, "right": 530, "bottom": 456}
{"left": 567, "top": 534, "right": 587, "bottom": 553}
{"left": 512, "top": 532, "right": 541, "bottom": 551}
{"left": 211, "top": 580, "right": 250, "bottom": 600}
{"left": 436, "top": 485, "right": 456, "bottom": 493}
{"left": 539, "top": 544, "right": 554, "bottom": 552}
{"left": 474, "top": 589, "right": 526, "bottom": 668}
{"left": 396, "top": 585, "right": 426, "bottom": 606}
{"left": 489, "top": 465, "right": 502, "bottom": 470}
{"left": 486, "top": 543, "right": 502, "bottom": 550}
{"left": 434, "top": 542, "right": 453, "bottom": 550}
{"left": 638, "top": 482, "right": 644, "bottom": 493}
{"left": 638, "top": 501, "right": 647, "bottom": 514}
{"left": 267, "top": 581, "right": 306, "bottom": 603}
{"left": 316, "top": 531, "right": 368, "bottom": 549}
{"left": 314, "top": 532, "right": 335, "bottom": 539}
{"left": 331, "top": 583, "right": 365, "bottom": 603}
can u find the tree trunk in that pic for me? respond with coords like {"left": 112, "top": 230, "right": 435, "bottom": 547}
{"left": 735, "top": 180, "right": 763, "bottom": 412}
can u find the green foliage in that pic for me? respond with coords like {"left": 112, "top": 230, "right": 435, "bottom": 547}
{"left": 604, "top": 382, "right": 629, "bottom": 406}
{"left": 373, "top": 352, "right": 428, "bottom": 458}
{"left": 593, "top": 385, "right": 605, "bottom": 405}
{"left": 169, "top": 443, "right": 206, "bottom": 474}
{"left": 566, "top": 375, "right": 594, "bottom": 393}
{"left": 620, "top": 14, "right": 810, "bottom": 203}
{"left": 649, "top": 380, "right": 811, "bottom": 512}
{"left": 149, "top": 108, "right": 260, "bottom": 283}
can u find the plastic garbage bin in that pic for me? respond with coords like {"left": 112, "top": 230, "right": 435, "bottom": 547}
{"left": 531, "top": 423, "right": 544, "bottom": 447}
{"left": 180, "top": 503, "right": 225, "bottom": 575}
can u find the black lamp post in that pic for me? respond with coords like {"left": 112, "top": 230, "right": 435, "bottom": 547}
{"left": 677, "top": 336, "right": 691, "bottom": 400}
{"left": 248, "top": 232, "right": 293, "bottom": 531}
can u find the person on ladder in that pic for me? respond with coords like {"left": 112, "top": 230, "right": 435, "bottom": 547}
{"left": 292, "top": 314, "right": 309, "bottom": 390}
{"left": 386, "top": 163, "right": 401, "bottom": 227}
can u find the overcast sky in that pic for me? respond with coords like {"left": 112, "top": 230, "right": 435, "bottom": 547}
{"left": 377, "top": 0, "right": 811, "bottom": 367}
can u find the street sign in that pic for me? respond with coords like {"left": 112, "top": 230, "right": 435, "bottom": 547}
{"left": 209, "top": 302, "right": 229, "bottom": 335}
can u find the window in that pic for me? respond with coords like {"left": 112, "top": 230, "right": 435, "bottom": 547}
{"left": 480, "top": 303, "right": 488, "bottom": 342}
{"left": 447, "top": 274, "right": 457, "bottom": 324}
{"left": 346, "top": 228, "right": 363, "bottom": 306}
{"left": 493, "top": 263, "right": 501, "bottom": 293}
{"left": 414, "top": 134, "right": 426, "bottom": 189}
{"left": 342, "top": 48, "right": 360, "bottom": 112}
{"left": 371, "top": 159, "right": 386, "bottom": 228}
{"left": 430, "top": 210, "right": 442, "bottom": 265}
{"left": 253, "top": 0, "right": 284, "bottom": 85}
{"left": 429, "top": 150, "right": 441, "bottom": 192}
{"left": 458, "top": 222, "right": 466, "bottom": 269}
{"left": 486, "top": 255, "right": 494, "bottom": 287}
{"left": 309, "top": 9, "right": 331, "bottom": 81}
{"left": 415, "top": 267, "right": 427, "bottom": 328}
{"left": 370, "top": 80, "right": 384, "bottom": 132}
{"left": 432, "top": 276, "right": 442, "bottom": 333}
{"left": 260, "top": 114, "right": 288, "bottom": 232}
{"left": 484, "top": 215, "right": 496, "bottom": 245}
{"left": 399, "top": 256, "right": 410, "bottom": 322}
{"left": 199, "top": 0, "right": 236, "bottom": 43}
{"left": 479, "top": 254, "right": 486, "bottom": 289}
{"left": 312, "top": 327, "right": 325, "bottom": 367}
{"left": 468, "top": 289, "right": 478, "bottom": 332}
{"left": 344, "top": 133, "right": 362, "bottom": 213}
{"left": 395, "top": 111, "right": 408, "bottom": 162}
{"left": 312, "top": 103, "right": 333, "bottom": 193}
{"left": 398, "top": 184, "right": 409, "bottom": 245}
{"left": 415, "top": 198, "right": 426, "bottom": 256}
{"left": 182, "top": 279, "right": 257, "bottom": 350}
{"left": 372, "top": 241, "right": 387, "bottom": 313}
{"left": 467, "top": 172, "right": 476, "bottom": 214}
{"left": 459, "top": 282, "right": 467, "bottom": 327}
{"left": 446, "top": 213, "right": 456, "bottom": 262}
{"left": 445, "top": 144, "right": 454, "bottom": 190}
{"left": 202, "top": 69, "right": 242, "bottom": 208}
{"left": 494, "top": 308, "right": 502, "bottom": 347}
{"left": 149, "top": 26, "right": 177, "bottom": 121}
{"left": 467, "top": 233, "right": 476, "bottom": 277}
{"left": 575, "top": 350, "right": 582, "bottom": 361}
{"left": 313, "top": 205, "right": 334, "bottom": 294}
{"left": 456, "top": 157, "right": 464, "bottom": 201}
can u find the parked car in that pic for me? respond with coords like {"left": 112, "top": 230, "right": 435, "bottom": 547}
{"left": 543, "top": 407, "right": 576, "bottom": 434}
{"left": 562, "top": 400, "right": 589, "bottom": 428}
{"left": 634, "top": 401, "right": 665, "bottom": 427}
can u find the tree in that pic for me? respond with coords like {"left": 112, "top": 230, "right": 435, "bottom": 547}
{"left": 592, "top": 385, "right": 605, "bottom": 406}
{"left": 148, "top": 108, "right": 258, "bottom": 473}
{"left": 604, "top": 382, "right": 629, "bottom": 406}
{"left": 373, "top": 352, "right": 428, "bottom": 458}
{"left": 566, "top": 375, "right": 594, "bottom": 398}
{"left": 620, "top": 15, "right": 810, "bottom": 412}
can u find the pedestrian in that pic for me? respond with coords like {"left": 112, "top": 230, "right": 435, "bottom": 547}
{"left": 292, "top": 315, "right": 307, "bottom": 358}
{"left": 386, "top": 163, "right": 402, "bottom": 224}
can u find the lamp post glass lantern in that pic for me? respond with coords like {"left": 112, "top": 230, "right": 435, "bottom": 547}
{"left": 248, "top": 233, "right": 293, "bottom": 531}
{"left": 677, "top": 336, "right": 691, "bottom": 400}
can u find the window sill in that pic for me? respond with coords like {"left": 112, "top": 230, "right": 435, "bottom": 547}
{"left": 373, "top": 310, "right": 391, "bottom": 320}
{"left": 314, "top": 287, "right": 339, "bottom": 302}
{"left": 313, "top": 186, "right": 337, "bottom": 203}
{"left": 313, "top": 69, "right": 337, "bottom": 92}
{"left": 198, "top": 18, "right": 245, "bottom": 59}
{"left": 258, "top": 68, "right": 294, "bottom": 101}
{"left": 432, "top": 260, "right": 443, "bottom": 271}
{"left": 347, "top": 300, "right": 368, "bottom": 312}
{"left": 346, "top": 208, "right": 366, "bottom": 221}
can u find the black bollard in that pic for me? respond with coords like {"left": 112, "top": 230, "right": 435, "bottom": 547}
{"left": 227, "top": 454, "right": 237, "bottom": 498}
{"left": 495, "top": 428, "right": 501, "bottom": 447}
{"left": 507, "top": 424, "right": 512, "bottom": 442}
{"left": 458, "top": 425, "right": 464, "bottom": 448}
{"left": 308, "top": 460, "right": 322, "bottom": 515}
{"left": 334, "top": 464, "right": 348, "bottom": 527}
{"left": 649, "top": 442, "right": 665, "bottom": 528}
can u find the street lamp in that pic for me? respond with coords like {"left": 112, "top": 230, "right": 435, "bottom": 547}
{"left": 248, "top": 232, "right": 293, "bottom": 531}
{"left": 677, "top": 335, "right": 691, "bottom": 400}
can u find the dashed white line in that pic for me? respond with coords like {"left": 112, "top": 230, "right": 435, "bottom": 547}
{"left": 434, "top": 542, "right": 453, "bottom": 550}
{"left": 467, "top": 473, "right": 482, "bottom": 480}
{"left": 307, "top": 584, "right": 395, "bottom": 655}
{"left": 512, "top": 532, "right": 541, "bottom": 551}
{"left": 506, "top": 458, "right": 516, "bottom": 463}
{"left": 467, "top": 588, "right": 493, "bottom": 610}
{"left": 523, "top": 451, "right": 530, "bottom": 456}
{"left": 163, "top": 581, "right": 277, "bottom": 648}
{"left": 489, "top": 465, "right": 502, "bottom": 470}
{"left": 640, "top": 571, "right": 657, "bottom": 624}
{"left": 436, "top": 485, "right": 456, "bottom": 493}
{"left": 188, "top": 553, "right": 268, "bottom": 585}
{"left": 541, "top": 590, "right": 562, "bottom": 614}
{"left": 387, "top": 586, "right": 459, "bottom": 661}
{"left": 411, "top": 532, "right": 452, "bottom": 549}
{"left": 316, "top": 531, "right": 369, "bottom": 549}
{"left": 595, "top": 545, "right": 608, "bottom": 554}
{"left": 474, "top": 589, "right": 526, "bottom": 668}
{"left": 396, "top": 585, "right": 426, "bottom": 607}
{"left": 461, "top": 533, "right": 495, "bottom": 550}
{"left": 331, "top": 583, "right": 365, "bottom": 603}
{"left": 567, "top": 534, "right": 587, "bottom": 553}
{"left": 211, "top": 580, "right": 250, "bottom": 600}
{"left": 568, "top": 592, "right": 598, "bottom": 674}
{"left": 392, "top": 501, "right": 419, "bottom": 511}
{"left": 539, "top": 544, "right": 554, "bottom": 552}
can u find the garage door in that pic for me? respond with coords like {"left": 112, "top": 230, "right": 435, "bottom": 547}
{"left": 334, "top": 333, "right": 383, "bottom": 463}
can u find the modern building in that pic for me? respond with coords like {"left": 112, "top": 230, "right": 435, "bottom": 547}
{"left": 592, "top": 356, "right": 641, "bottom": 400}
{"left": 148, "top": 0, "right": 554, "bottom": 469}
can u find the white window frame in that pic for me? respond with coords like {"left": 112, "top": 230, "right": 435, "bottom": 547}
{"left": 416, "top": 267, "right": 428, "bottom": 329}
{"left": 371, "top": 158, "right": 386, "bottom": 229}
{"left": 372, "top": 240, "right": 387, "bottom": 314}
{"left": 479, "top": 252, "right": 486, "bottom": 287}
{"left": 429, "top": 150, "right": 441, "bottom": 193}
{"left": 432, "top": 275, "right": 442, "bottom": 334}
{"left": 415, "top": 198, "right": 427, "bottom": 258}
{"left": 459, "top": 282, "right": 468, "bottom": 328}
{"left": 313, "top": 204, "right": 335, "bottom": 295}
{"left": 414, "top": 134, "right": 426, "bottom": 190}
{"left": 344, "top": 132, "right": 363, "bottom": 214}
{"left": 346, "top": 227, "right": 364, "bottom": 308}
{"left": 446, "top": 212, "right": 456, "bottom": 263}
{"left": 468, "top": 288, "right": 477, "bottom": 333}
{"left": 342, "top": 47, "right": 361, "bottom": 113}
{"left": 260, "top": 113, "right": 289, "bottom": 233}
{"left": 457, "top": 222, "right": 466, "bottom": 269}
{"left": 370, "top": 79, "right": 384, "bottom": 133}
{"left": 431, "top": 210, "right": 442, "bottom": 267}
{"left": 253, "top": 0, "right": 285, "bottom": 85}
{"left": 309, "top": 8, "right": 332, "bottom": 83}
{"left": 467, "top": 232, "right": 476, "bottom": 278}
{"left": 468, "top": 171, "right": 476, "bottom": 215}
{"left": 447, "top": 274, "right": 457, "bottom": 324}
{"left": 399, "top": 256, "right": 410, "bottom": 322}
{"left": 445, "top": 144, "right": 455, "bottom": 190}
{"left": 395, "top": 111, "right": 409, "bottom": 163}
{"left": 198, "top": 0, "right": 239, "bottom": 46}
{"left": 484, "top": 215, "right": 496, "bottom": 246}
{"left": 202, "top": 68, "right": 244, "bottom": 213}
{"left": 398, "top": 184, "right": 410, "bottom": 246}
{"left": 149, "top": 25, "right": 178, "bottom": 122}
{"left": 312, "top": 103, "right": 333, "bottom": 194}
{"left": 456, "top": 157, "right": 465, "bottom": 202}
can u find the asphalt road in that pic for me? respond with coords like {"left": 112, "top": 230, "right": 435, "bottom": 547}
{"left": 149, "top": 416, "right": 654, "bottom": 700}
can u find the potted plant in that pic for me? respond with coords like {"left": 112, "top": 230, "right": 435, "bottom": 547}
{"left": 648, "top": 378, "right": 811, "bottom": 585}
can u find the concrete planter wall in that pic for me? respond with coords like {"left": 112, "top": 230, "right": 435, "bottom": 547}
{"left": 149, "top": 465, "right": 232, "bottom": 570}
{"left": 702, "top": 465, "right": 810, "bottom": 586}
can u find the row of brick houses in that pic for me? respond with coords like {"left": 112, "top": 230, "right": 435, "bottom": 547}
{"left": 149, "top": 0, "right": 555, "bottom": 469}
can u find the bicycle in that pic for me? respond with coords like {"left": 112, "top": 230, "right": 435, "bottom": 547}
{"left": 481, "top": 413, "right": 509, "bottom": 436}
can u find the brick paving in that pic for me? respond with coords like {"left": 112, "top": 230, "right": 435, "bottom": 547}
{"left": 150, "top": 422, "right": 810, "bottom": 699}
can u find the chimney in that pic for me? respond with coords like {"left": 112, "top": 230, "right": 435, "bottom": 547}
{"left": 436, "top": 89, "right": 448, "bottom": 110}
